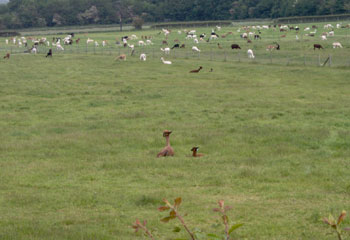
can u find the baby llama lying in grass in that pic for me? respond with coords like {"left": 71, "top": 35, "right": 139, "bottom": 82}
{"left": 191, "top": 147, "right": 204, "bottom": 157}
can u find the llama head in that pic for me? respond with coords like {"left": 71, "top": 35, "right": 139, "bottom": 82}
{"left": 191, "top": 147, "right": 199, "bottom": 152}
{"left": 163, "top": 130, "right": 172, "bottom": 137}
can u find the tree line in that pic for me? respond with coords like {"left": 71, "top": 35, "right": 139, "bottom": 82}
{"left": 0, "top": 0, "right": 350, "bottom": 29}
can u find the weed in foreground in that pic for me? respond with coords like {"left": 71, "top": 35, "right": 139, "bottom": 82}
{"left": 323, "top": 210, "right": 350, "bottom": 240}
{"left": 133, "top": 198, "right": 244, "bottom": 240}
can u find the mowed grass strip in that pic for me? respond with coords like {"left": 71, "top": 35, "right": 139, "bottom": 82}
{"left": 0, "top": 54, "right": 350, "bottom": 239}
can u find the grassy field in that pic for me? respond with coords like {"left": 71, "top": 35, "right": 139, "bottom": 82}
{"left": 1, "top": 24, "right": 350, "bottom": 240}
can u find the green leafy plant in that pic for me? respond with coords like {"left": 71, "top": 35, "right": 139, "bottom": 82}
{"left": 133, "top": 198, "right": 244, "bottom": 240}
{"left": 323, "top": 210, "right": 350, "bottom": 240}
{"left": 213, "top": 200, "right": 244, "bottom": 240}
{"left": 158, "top": 197, "right": 195, "bottom": 240}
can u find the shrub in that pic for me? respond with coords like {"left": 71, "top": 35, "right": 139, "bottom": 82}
{"left": 132, "top": 17, "right": 144, "bottom": 30}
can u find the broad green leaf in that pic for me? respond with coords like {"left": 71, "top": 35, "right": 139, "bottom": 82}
{"left": 229, "top": 223, "right": 244, "bottom": 234}
{"left": 207, "top": 233, "right": 221, "bottom": 239}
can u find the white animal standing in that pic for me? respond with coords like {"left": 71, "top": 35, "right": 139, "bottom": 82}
{"left": 247, "top": 49, "right": 255, "bottom": 59}
{"left": 324, "top": 24, "right": 334, "bottom": 29}
{"left": 140, "top": 53, "right": 147, "bottom": 61}
{"left": 128, "top": 44, "right": 135, "bottom": 50}
{"left": 31, "top": 46, "right": 37, "bottom": 54}
{"left": 56, "top": 43, "right": 64, "bottom": 51}
{"left": 332, "top": 42, "right": 343, "bottom": 48}
{"left": 160, "top": 47, "right": 170, "bottom": 54}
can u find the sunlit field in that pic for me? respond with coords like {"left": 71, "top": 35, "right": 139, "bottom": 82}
{"left": 1, "top": 22, "right": 350, "bottom": 239}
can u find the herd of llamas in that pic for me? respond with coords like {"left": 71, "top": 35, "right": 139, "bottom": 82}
{"left": 2, "top": 22, "right": 349, "bottom": 66}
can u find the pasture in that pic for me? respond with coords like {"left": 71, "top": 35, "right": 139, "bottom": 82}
{"left": 1, "top": 22, "right": 350, "bottom": 239}
{"left": 2, "top": 22, "right": 350, "bottom": 66}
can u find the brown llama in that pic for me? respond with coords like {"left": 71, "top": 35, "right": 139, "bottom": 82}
{"left": 189, "top": 66, "right": 203, "bottom": 73}
{"left": 191, "top": 147, "right": 204, "bottom": 157}
{"left": 157, "top": 130, "right": 174, "bottom": 157}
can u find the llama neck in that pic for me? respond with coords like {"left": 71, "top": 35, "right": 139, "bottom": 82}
{"left": 192, "top": 150, "right": 197, "bottom": 157}
{"left": 165, "top": 136, "right": 170, "bottom": 146}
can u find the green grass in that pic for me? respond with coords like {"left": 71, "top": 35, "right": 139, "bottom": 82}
{"left": 1, "top": 24, "right": 350, "bottom": 239}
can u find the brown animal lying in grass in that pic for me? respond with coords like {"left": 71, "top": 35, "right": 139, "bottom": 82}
{"left": 115, "top": 54, "right": 127, "bottom": 61}
{"left": 191, "top": 147, "right": 204, "bottom": 157}
{"left": 189, "top": 66, "right": 203, "bottom": 73}
{"left": 157, "top": 130, "right": 174, "bottom": 157}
